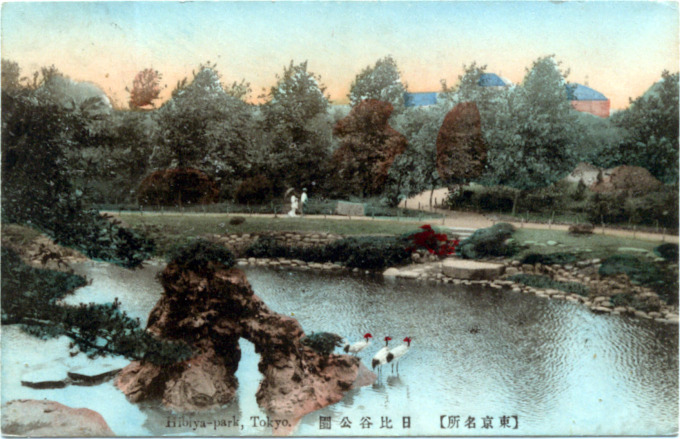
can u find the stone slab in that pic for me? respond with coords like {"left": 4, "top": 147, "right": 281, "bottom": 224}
{"left": 441, "top": 259, "right": 505, "bottom": 280}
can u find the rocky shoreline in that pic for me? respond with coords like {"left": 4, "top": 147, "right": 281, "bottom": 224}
{"left": 235, "top": 255, "right": 679, "bottom": 325}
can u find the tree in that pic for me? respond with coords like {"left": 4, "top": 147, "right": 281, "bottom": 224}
{"left": 2, "top": 86, "right": 154, "bottom": 268}
{"left": 128, "top": 68, "right": 163, "bottom": 109}
{"left": 332, "top": 99, "right": 407, "bottom": 197}
{"left": 611, "top": 70, "right": 679, "bottom": 184}
{"left": 349, "top": 55, "right": 406, "bottom": 112}
{"left": 154, "top": 64, "right": 256, "bottom": 196}
{"left": 436, "top": 102, "right": 487, "bottom": 189}
{"left": 259, "top": 60, "right": 333, "bottom": 192}
{"left": 387, "top": 106, "right": 445, "bottom": 206}
{"left": 482, "top": 56, "right": 580, "bottom": 214}
{"left": 1, "top": 59, "right": 22, "bottom": 91}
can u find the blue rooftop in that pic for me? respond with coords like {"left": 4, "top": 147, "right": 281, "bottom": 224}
{"left": 404, "top": 92, "right": 438, "bottom": 107}
{"left": 478, "top": 73, "right": 511, "bottom": 87}
{"left": 566, "top": 83, "right": 608, "bottom": 101}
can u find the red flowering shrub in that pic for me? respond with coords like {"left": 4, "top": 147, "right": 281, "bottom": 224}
{"left": 406, "top": 225, "right": 459, "bottom": 257}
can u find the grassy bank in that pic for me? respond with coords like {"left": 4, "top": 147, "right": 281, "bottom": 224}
{"left": 114, "top": 212, "right": 428, "bottom": 236}
{"left": 512, "top": 228, "right": 661, "bottom": 261}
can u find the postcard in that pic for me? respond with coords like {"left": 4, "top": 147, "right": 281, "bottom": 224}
{"left": 1, "top": 1, "right": 678, "bottom": 437}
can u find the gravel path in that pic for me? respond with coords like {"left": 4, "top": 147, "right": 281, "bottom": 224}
{"left": 400, "top": 187, "right": 677, "bottom": 243}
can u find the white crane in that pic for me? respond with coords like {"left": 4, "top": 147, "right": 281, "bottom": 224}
{"left": 387, "top": 337, "right": 412, "bottom": 373}
{"left": 344, "top": 333, "right": 373, "bottom": 356}
{"left": 371, "top": 336, "right": 392, "bottom": 372}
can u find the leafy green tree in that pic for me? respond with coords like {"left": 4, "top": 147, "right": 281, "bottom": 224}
{"left": 611, "top": 70, "right": 679, "bottom": 184}
{"left": 1, "top": 59, "right": 23, "bottom": 91}
{"left": 349, "top": 55, "right": 406, "bottom": 113}
{"left": 154, "top": 64, "right": 256, "bottom": 195}
{"left": 482, "top": 56, "right": 580, "bottom": 213}
{"left": 2, "top": 86, "right": 154, "bottom": 267}
{"left": 259, "top": 60, "right": 333, "bottom": 192}
{"left": 387, "top": 106, "right": 445, "bottom": 206}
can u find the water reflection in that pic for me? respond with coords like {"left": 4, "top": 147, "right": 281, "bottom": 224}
{"left": 2, "top": 262, "right": 676, "bottom": 437}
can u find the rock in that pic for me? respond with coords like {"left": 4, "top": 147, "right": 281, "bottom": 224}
{"left": 21, "top": 366, "right": 70, "bottom": 389}
{"left": 441, "top": 260, "right": 505, "bottom": 280}
{"left": 397, "top": 271, "right": 420, "bottom": 279}
{"left": 569, "top": 223, "right": 595, "bottom": 235}
{"left": 68, "top": 365, "right": 122, "bottom": 386}
{"left": 546, "top": 240, "right": 558, "bottom": 246}
{"left": 2, "top": 399, "right": 114, "bottom": 436}
{"left": 505, "top": 267, "right": 519, "bottom": 276}
{"left": 116, "top": 262, "right": 373, "bottom": 423}
{"left": 383, "top": 267, "right": 400, "bottom": 277}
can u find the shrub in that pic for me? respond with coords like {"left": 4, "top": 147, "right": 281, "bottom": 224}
{"left": 623, "top": 186, "right": 678, "bottom": 229}
{"left": 405, "top": 224, "right": 459, "bottom": 257}
{"left": 167, "top": 239, "right": 235, "bottom": 274}
{"left": 586, "top": 192, "right": 628, "bottom": 224}
{"left": 517, "top": 182, "right": 571, "bottom": 213}
{"left": 654, "top": 243, "right": 679, "bottom": 263}
{"left": 458, "top": 223, "right": 518, "bottom": 259}
{"left": 509, "top": 274, "right": 589, "bottom": 297}
{"left": 609, "top": 293, "right": 661, "bottom": 313}
{"left": 245, "top": 235, "right": 411, "bottom": 270}
{"left": 521, "top": 252, "right": 579, "bottom": 266}
{"left": 573, "top": 178, "right": 588, "bottom": 201}
{"left": 234, "top": 175, "right": 273, "bottom": 205}
{"left": 476, "top": 187, "right": 515, "bottom": 212}
{"left": 137, "top": 168, "right": 219, "bottom": 206}
{"left": 325, "top": 236, "right": 411, "bottom": 269}
{"left": 599, "top": 254, "right": 677, "bottom": 305}
{"left": 300, "top": 332, "right": 344, "bottom": 356}
{"left": 229, "top": 216, "right": 246, "bottom": 226}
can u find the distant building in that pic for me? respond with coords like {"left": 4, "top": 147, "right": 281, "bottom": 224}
{"left": 566, "top": 83, "right": 610, "bottom": 118}
{"left": 404, "top": 92, "right": 439, "bottom": 107}
{"left": 477, "top": 73, "right": 513, "bottom": 87}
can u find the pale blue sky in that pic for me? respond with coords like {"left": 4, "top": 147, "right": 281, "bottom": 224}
{"left": 2, "top": 1, "right": 677, "bottom": 108}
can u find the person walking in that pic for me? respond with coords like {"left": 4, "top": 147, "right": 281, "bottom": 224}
{"left": 300, "top": 188, "right": 308, "bottom": 216}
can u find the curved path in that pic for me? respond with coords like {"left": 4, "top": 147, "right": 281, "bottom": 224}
{"left": 400, "top": 187, "right": 678, "bottom": 243}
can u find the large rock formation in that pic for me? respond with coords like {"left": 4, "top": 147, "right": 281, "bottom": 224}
{"left": 116, "top": 261, "right": 374, "bottom": 425}
{"left": 1, "top": 399, "right": 115, "bottom": 436}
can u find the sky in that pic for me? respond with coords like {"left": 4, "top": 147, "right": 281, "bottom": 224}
{"left": 2, "top": 1, "right": 678, "bottom": 110}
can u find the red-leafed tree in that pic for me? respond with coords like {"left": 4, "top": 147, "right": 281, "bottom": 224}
{"left": 331, "top": 99, "right": 407, "bottom": 196}
{"left": 128, "top": 68, "right": 162, "bottom": 109}
{"left": 436, "top": 102, "right": 487, "bottom": 188}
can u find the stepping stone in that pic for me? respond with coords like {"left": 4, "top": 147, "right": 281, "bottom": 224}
{"left": 68, "top": 365, "right": 123, "bottom": 386}
{"left": 441, "top": 260, "right": 505, "bottom": 280}
{"left": 383, "top": 267, "right": 399, "bottom": 277}
{"left": 397, "top": 271, "right": 419, "bottom": 279}
{"left": 21, "top": 367, "right": 70, "bottom": 389}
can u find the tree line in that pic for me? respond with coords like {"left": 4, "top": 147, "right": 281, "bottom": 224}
{"left": 2, "top": 55, "right": 677, "bottom": 213}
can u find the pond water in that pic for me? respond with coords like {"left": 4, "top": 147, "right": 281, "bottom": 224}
{"left": 2, "top": 261, "right": 678, "bottom": 436}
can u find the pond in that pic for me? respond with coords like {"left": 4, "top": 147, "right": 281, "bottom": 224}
{"left": 2, "top": 261, "right": 677, "bottom": 436}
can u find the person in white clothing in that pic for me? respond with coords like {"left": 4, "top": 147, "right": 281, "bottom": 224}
{"left": 288, "top": 194, "right": 299, "bottom": 217}
{"left": 300, "top": 188, "right": 308, "bottom": 215}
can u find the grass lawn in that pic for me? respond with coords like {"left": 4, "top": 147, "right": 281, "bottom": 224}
{"left": 512, "top": 228, "right": 662, "bottom": 261}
